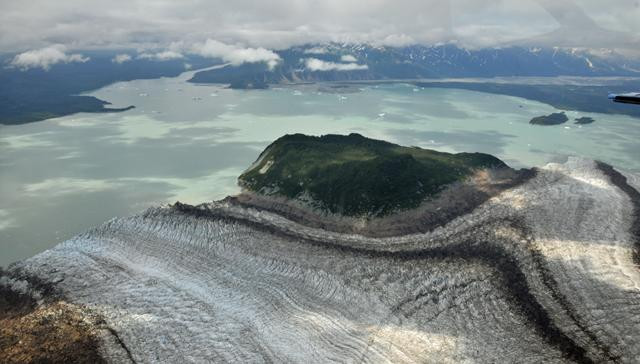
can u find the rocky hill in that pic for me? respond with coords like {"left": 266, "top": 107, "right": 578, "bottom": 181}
{"left": 238, "top": 133, "right": 510, "bottom": 217}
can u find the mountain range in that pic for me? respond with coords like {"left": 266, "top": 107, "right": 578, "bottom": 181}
{"left": 189, "top": 43, "right": 640, "bottom": 88}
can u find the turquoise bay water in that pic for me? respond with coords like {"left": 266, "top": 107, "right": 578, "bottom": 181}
{"left": 1, "top": 69, "right": 640, "bottom": 266}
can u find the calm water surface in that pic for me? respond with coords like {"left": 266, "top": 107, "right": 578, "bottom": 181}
{"left": 2, "top": 69, "right": 640, "bottom": 266}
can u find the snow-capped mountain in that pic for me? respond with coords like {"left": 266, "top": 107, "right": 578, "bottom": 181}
{"left": 190, "top": 43, "right": 640, "bottom": 88}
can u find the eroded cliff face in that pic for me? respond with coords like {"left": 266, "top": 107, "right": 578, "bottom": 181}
{"left": 2, "top": 158, "right": 640, "bottom": 363}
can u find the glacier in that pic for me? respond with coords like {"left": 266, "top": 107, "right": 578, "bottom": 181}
{"left": 3, "top": 158, "right": 640, "bottom": 363}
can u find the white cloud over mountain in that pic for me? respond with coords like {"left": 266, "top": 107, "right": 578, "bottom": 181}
{"left": 340, "top": 55, "right": 358, "bottom": 62}
{"left": 303, "top": 47, "right": 328, "bottom": 55}
{"left": 10, "top": 45, "right": 89, "bottom": 70}
{"left": 112, "top": 54, "right": 132, "bottom": 64}
{"left": 137, "top": 50, "right": 184, "bottom": 61}
{"left": 305, "top": 58, "right": 368, "bottom": 71}
{"left": 191, "top": 39, "right": 281, "bottom": 69}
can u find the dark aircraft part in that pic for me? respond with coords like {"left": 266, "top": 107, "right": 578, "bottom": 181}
{"left": 609, "top": 93, "right": 640, "bottom": 105}
{"left": 613, "top": 96, "right": 640, "bottom": 105}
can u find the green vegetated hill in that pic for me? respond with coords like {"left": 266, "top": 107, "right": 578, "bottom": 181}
{"left": 239, "top": 133, "right": 508, "bottom": 217}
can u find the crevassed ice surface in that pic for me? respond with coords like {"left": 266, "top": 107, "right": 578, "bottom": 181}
{"left": 1, "top": 68, "right": 640, "bottom": 266}
{"left": 16, "top": 158, "right": 640, "bottom": 363}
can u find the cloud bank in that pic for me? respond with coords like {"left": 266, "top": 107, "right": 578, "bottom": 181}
{"left": 10, "top": 45, "right": 89, "bottom": 70}
{"left": 0, "top": 1, "right": 638, "bottom": 57}
{"left": 305, "top": 58, "right": 368, "bottom": 71}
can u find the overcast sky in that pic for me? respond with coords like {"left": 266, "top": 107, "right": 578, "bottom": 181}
{"left": 1, "top": 0, "right": 639, "bottom": 56}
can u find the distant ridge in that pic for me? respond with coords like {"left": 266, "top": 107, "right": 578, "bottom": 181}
{"left": 189, "top": 43, "right": 640, "bottom": 88}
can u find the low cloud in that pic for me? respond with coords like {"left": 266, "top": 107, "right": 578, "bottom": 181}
{"left": 340, "top": 55, "right": 358, "bottom": 62}
{"left": 10, "top": 45, "right": 89, "bottom": 70}
{"left": 376, "top": 34, "right": 417, "bottom": 47}
{"left": 192, "top": 39, "right": 281, "bottom": 69}
{"left": 112, "top": 53, "right": 132, "bottom": 64}
{"left": 137, "top": 50, "right": 184, "bottom": 61}
{"left": 305, "top": 58, "right": 368, "bottom": 72}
